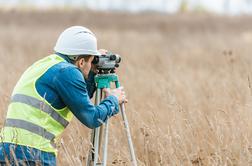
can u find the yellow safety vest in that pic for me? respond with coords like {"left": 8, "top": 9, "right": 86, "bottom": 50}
{"left": 1, "top": 54, "right": 73, "bottom": 155}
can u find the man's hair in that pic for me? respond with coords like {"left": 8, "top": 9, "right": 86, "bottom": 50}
{"left": 76, "top": 55, "right": 92, "bottom": 62}
{"left": 71, "top": 55, "right": 92, "bottom": 63}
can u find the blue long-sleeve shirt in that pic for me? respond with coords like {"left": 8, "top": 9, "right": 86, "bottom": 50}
{"left": 36, "top": 53, "right": 119, "bottom": 128}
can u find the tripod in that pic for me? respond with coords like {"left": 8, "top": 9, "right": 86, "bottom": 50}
{"left": 86, "top": 73, "right": 137, "bottom": 166}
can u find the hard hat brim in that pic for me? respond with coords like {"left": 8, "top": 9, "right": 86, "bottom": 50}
{"left": 54, "top": 47, "right": 102, "bottom": 57}
{"left": 92, "top": 50, "right": 102, "bottom": 56}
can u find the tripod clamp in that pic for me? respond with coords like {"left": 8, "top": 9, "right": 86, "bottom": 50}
{"left": 87, "top": 73, "right": 137, "bottom": 166}
{"left": 95, "top": 73, "right": 120, "bottom": 89}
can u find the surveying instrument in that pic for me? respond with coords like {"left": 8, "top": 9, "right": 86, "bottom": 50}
{"left": 86, "top": 53, "right": 137, "bottom": 166}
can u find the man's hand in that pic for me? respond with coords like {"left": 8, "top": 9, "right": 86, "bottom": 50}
{"left": 103, "top": 87, "right": 128, "bottom": 104}
{"left": 98, "top": 49, "right": 108, "bottom": 55}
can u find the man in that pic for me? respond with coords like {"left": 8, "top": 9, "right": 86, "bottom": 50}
{"left": 0, "top": 26, "right": 127, "bottom": 165}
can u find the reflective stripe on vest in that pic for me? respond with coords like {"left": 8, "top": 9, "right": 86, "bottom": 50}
{"left": 11, "top": 94, "right": 69, "bottom": 128}
{"left": 5, "top": 118, "right": 57, "bottom": 148}
{"left": 5, "top": 118, "right": 55, "bottom": 141}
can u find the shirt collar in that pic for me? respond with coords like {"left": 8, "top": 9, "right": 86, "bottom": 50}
{"left": 55, "top": 52, "right": 74, "bottom": 63}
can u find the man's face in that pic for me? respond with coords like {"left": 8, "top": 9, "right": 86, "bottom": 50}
{"left": 77, "top": 55, "right": 94, "bottom": 79}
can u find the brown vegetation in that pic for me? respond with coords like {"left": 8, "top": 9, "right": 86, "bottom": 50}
{"left": 1, "top": 10, "right": 252, "bottom": 165}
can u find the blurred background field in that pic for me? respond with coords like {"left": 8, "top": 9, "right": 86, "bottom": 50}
{"left": 1, "top": 2, "right": 252, "bottom": 165}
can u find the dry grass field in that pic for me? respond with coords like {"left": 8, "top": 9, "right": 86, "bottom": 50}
{"left": 1, "top": 10, "right": 252, "bottom": 165}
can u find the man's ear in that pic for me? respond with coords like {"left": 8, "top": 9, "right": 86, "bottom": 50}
{"left": 76, "top": 58, "right": 85, "bottom": 67}
{"left": 80, "top": 58, "right": 85, "bottom": 65}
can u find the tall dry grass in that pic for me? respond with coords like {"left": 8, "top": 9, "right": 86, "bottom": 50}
{"left": 1, "top": 10, "right": 252, "bottom": 165}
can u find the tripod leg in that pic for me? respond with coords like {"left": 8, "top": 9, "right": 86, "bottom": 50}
{"left": 87, "top": 88, "right": 102, "bottom": 166}
{"left": 101, "top": 118, "right": 109, "bottom": 166}
{"left": 86, "top": 129, "right": 95, "bottom": 166}
{"left": 98, "top": 91, "right": 105, "bottom": 157}
{"left": 120, "top": 103, "right": 138, "bottom": 166}
{"left": 87, "top": 122, "right": 101, "bottom": 166}
{"left": 94, "top": 127, "right": 101, "bottom": 165}
{"left": 98, "top": 125, "right": 103, "bottom": 155}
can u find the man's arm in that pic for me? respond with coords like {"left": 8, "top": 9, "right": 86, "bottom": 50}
{"left": 53, "top": 66, "right": 119, "bottom": 129}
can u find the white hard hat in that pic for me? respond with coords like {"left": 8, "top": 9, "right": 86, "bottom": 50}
{"left": 54, "top": 26, "right": 101, "bottom": 57}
